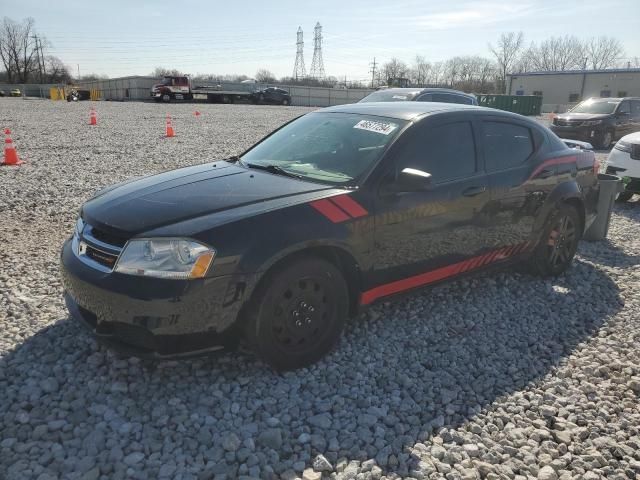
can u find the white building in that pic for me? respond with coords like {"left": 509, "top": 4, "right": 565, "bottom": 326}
{"left": 507, "top": 68, "right": 640, "bottom": 113}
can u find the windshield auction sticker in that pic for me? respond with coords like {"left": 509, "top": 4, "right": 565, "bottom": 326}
{"left": 353, "top": 120, "right": 398, "bottom": 135}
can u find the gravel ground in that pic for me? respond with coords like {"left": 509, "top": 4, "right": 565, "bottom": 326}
{"left": 1, "top": 98, "right": 640, "bottom": 480}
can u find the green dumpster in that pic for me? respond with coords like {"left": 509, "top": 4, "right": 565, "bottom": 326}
{"left": 477, "top": 95, "right": 542, "bottom": 116}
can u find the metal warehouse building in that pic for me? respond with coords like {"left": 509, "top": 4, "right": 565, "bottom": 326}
{"left": 507, "top": 68, "right": 640, "bottom": 113}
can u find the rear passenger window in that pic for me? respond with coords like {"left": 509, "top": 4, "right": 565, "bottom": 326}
{"left": 483, "top": 121, "right": 534, "bottom": 171}
{"left": 397, "top": 122, "right": 476, "bottom": 183}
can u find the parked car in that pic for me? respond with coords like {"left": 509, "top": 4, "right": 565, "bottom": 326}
{"left": 10, "top": 88, "right": 21, "bottom": 97}
{"left": 602, "top": 132, "right": 640, "bottom": 202}
{"left": 359, "top": 87, "right": 478, "bottom": 105}
{"left": 250, "top": 87, "right": 291, "bottom": 105}
{"left": 61, "top": 102, "right": 598, "bottom": 370}
{"left": 0, "top": 90, "right": 5, "bottom": 97}
{"left": 550, "top": 97, "right": 640, "bottom": 149}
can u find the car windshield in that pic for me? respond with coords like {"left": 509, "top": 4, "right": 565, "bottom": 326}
{"left": 570, "top": 99, "right": 619, "bottom": 114}
{"left": 240, "top": 112, "right": 406, "bottom": 185}
{"left": 360, "top": 90, "right": 421, "bottom": 102}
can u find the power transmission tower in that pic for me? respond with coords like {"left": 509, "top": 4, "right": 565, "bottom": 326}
{"left": 369, "top": 57, "right": 377, "bottom": 88}
{"left": 293, "top": 27, "right": 306, "bottom": 80}
{"left": 309, "top": 22, "right": 325, "bottom": 80}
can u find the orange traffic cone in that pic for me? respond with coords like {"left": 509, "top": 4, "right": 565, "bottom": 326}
{"left": 2, "top": 129, "right": 22, "bottom": 166}
{"left": 165, "top": 115, "right": 175, "bottom": 137}
{"left": 89, "top": 107, "right": 97, "bottom": 126}
{"left": 194, "top": 110, "right": 201, "bottom": 117}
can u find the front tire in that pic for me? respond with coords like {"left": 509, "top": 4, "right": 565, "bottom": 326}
{"left": 527, "top": 204, "right": 581, "bottom": 276}
{"left": 244, "top": 257, "right": 348, "bottom": 371}
{"left": 282, "top": 98, "right": 290, "bottom": 106}
{"left": 597, "top": 130, "right": 613, "bottom": 150}
{"left": 162, "top": 93, "right": 171, "bottom": 103}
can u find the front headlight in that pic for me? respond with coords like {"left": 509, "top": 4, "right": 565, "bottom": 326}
{"left": 75, "top": 217, "right": 84, "bottom": 236}
{"left": 114, "top": 238, "right": 215, "bottom": 279}
{"left": 582, "top": 120, "right": 603, "bottom": 126}
{"left": 614, "top": 140, "right": 632, "bottom": 153}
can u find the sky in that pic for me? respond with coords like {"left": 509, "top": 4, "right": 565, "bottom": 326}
{"left": 7, "top": 0, "right": 640, "bottom": 82}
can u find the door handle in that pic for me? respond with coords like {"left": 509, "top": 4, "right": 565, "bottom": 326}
{"left": 462, "top": 186, "right": 486, "bottom": 197}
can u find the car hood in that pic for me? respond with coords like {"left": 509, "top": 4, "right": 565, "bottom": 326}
{"left": 620, "top": 131, "right": 640, "bottom": 144}
{"left": 557, "top": 113, "right": 611, "bottom": 121}
{"left": 81, "top": 162, "right": 333, "bottom": 236}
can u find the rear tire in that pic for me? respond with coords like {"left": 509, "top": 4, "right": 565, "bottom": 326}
{"left": 526, "top": 204, "right": 581, "bottom": 276}
{"left": 282, "top": 98, "right": 290, "bottom": 106}
{"left": 616, "top": 191, "right": 634, "bottom": 202}
{"left": 162, "top": 93, "right": 171, "bottom": 103}
{"left": 244, "top": 257, "right": 348, "bottom": 371}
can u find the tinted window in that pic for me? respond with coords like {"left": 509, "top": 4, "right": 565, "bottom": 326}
{"left": 631, "top": 101, "right": 640, "bottom": 119}
{"left": 618, "top": 101, "right": 631, "bottom": 114}
{"left": 483, "top": 121, "right": 534, "bottom": 171}
{"left": 396, "top": 122, "right": 476, "bottom": 183}
{"left": 416, "top": 93, "right": 433, "bottom": 102}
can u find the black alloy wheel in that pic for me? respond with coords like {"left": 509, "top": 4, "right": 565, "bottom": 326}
{"left": 527, "top": 204, "right": 581, "bottom": 276}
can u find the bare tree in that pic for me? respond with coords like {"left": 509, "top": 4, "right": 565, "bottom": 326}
{"left": 44, "top": 55, "right": 71, "bottom": 83}
{"left": 151, "top": 66, "right": 183, "bottom": 78}
{"left": 584, "top": 36, "right": 624, "bottom": 69}
{"left": 0, "top": 17, "right": 39, "bottom": 83}
{"left": 525, "top": 36, "right": 584, "bottom": 71}
{"left": 255, "top": 69, "right": 276, "bottom": 83}
{"left": 410, "top": 55, "right": 430, "bottom": 86}
{"left": 428, "top": 61, "right": 445, "bottom": 85}
{"left": 381, "top": 58, "right": 409, "bottom": 83}
{"left": 489, "top": 31, "right": 524, "bottom": 93}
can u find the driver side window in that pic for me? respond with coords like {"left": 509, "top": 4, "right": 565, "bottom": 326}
{"left": 394, "top": 121, "right": 477, "bottom": 183}
{"left": 618, "top": 101, "right": 631, "bottom": 114}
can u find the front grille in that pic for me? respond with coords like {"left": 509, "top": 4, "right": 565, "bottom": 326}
{"left": 556, "top": 119, "right": 581, "bottom": 127}
{"left": 84, "top": 244, "right": 118, "bottom": 269}
{"left": 88, "top": 226, "right": 128, "bottom": 248}
{"left": 632, "top": 144, "right": 640, "bottom": 161}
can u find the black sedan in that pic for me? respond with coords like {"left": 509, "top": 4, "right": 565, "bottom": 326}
{"left": 250, "top": 87, "right": 291, "bottom": 105}
{"left": 61, "top": 102, "right": 599, "bottom": 370}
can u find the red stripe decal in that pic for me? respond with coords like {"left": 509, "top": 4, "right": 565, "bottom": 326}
{"left": 478, "top": 251, "right": 494, "bottom": 267}
{"left": 310, "top": 199, "right": 350, "bottom": 223}
{"left": 330, "top": 195, "right": 368, "bottom": 218}
{"left": 528, "top": 156, "right": 577, "bottom": 181}
{"left": 360, "top": 260, "right": 465, "bottom": 305}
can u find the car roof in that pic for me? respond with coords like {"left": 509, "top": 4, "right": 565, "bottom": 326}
{"left": 375, "top": 87, "right": 475, "bottom": 97}
{"left": 320, "top": 101, "right": 493, "bottom": 121}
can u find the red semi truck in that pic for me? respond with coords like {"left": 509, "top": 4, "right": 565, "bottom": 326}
{"left": 150, "top": 76, "right": 254, "bottom": 103}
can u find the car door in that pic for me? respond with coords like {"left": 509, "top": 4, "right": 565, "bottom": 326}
{"left": 365, "top": 114, "right": 493, "bottom": 300}
{"left": 630, "top": 100, "right": 640, "bottom": 134}
{"left": 480, "top": 116, "right": 554, "bottom": 251}
{"left": 615, "top": 100, "right": 633, "bottom": 138}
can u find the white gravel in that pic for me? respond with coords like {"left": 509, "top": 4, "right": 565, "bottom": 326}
{"left": 1, "top": 98, "right": 640, "bottom": 480}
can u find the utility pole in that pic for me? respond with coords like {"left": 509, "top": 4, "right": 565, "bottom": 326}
{"left": 31, "top": 35, "right": 44, "bottom": 83}
{"left": 369, "top": 57, "right": 377, "bottom": 88}
{"left": 77, "top": 64, "right": 80, "bottom": 80}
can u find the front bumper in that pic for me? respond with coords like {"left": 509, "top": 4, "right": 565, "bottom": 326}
{"left": 60, "top": 238, "right": 251, "bottom": 358}
{"left": 550, "top": 125, "right": 606, "bottom": 144}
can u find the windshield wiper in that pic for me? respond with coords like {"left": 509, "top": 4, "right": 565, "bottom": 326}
{"left": 245, "top": 163, "right": 303, "bottom": 180}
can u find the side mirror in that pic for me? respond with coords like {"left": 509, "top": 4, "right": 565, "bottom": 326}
{"left": 384, "top": 167, "right": 432, "bottom": 194}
